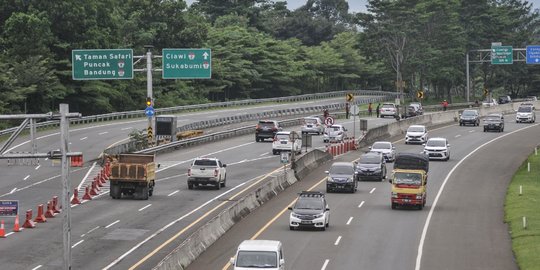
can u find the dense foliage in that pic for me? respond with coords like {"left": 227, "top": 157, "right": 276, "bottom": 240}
{"left": 0, "top": 0, "right": 539, "bottom": 122}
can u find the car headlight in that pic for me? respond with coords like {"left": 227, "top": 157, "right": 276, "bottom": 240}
{"left": 392, "top": 192, "right": 398, "bottom": 198}
{"left": 346, "top": 177, "right": 353, "bottom": 182}
{"left": 327, "top": 177, "right": 334, "bottom": 182}
{"left": 292, "top": 212, "right": 301, "bottom": 218}
{"left": 416, "top": 194, "right": 423, "bottom": 200}
{"left": 313, "top": 213, "right": 324, "bottom": 219}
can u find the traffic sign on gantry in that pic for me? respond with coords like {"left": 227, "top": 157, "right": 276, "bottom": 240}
{"left": 162, "top": 49, "right": 212, "bottom": 79}
{"left": 72, "top": 49, "right": 133, "bottom": 80}
{"left": 526, "top": 45, "right": 540, "bottom": 64}
{"left": 491, "top": 46, "right": 513, "bottom": 64}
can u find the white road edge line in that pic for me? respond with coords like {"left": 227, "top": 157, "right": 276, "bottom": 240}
{"left": 321, "top": 259, "right": 330, "bottom": 270}
{"left": 334, "top": 236, "right": 342, "bottom": 246}
{"left": 80, "top": 137, "right": 88, "bottom": 141}
{"left": 75, "top": 162, "right": 97, "bottom": 196}
{"left": 71, "top": 240, "right": 84, "bottom": 248}
{"left": 105, "top": 220, "right": 120, "bottom": 229}
{"left": 369, "top": 187, "right": 376, "bottom": 194}
{"left": 31, "top": 265, "right": 42, "bottom": 270}
{"left": 415, "top": 123, "right": 540, "bottom": 270}
{"left": 121, "top": 127, "right": 132, "bottom": 131}
{"left": 455, "top": 134, "right": 461, "bottom": 138}
{"left": 346, "top": 217, "right": 353, "bottom": 225}
{"left": 138, "top": 204, "right": 152, "bottom": 212}
{"left": 99, "top": 132, "right": 108, "bottom": 135}
{"left": 10, "top": 188, "right": 17, "bottom": 194}
{"left": 24, "top": 175, "right": 30, "bottom": 180}
{"left": 259, "top": 152, "right": 269, "bottom": 157}
{"left": 35, "top": 165, "right": 41, "bottom": 170}
{"left": 5, "top": 232, "right": 14, "bottom": 237}
{"left": 167, "top": 190, "right": 179, "bottom": 197}
{"left": 81, "top": 226, "right": 100, "bottom": 237}
{"left": 358, "top": 201, "right": 365, "bottom": 208}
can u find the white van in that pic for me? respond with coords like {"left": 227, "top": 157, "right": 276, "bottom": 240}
{"left": 230, "top": 240, "right": 284, "bottom": 270}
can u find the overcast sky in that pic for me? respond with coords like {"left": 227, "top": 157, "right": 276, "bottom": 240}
{"left": 185, "top": 0, "right": 540, "bottom": 13}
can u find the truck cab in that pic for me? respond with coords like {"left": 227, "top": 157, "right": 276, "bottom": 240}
{"left": 389, "top": 153, "right": 429, "bottom": 210}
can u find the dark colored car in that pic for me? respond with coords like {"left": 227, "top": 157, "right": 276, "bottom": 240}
{"left": 355, "top": 152, "right": 387, "bottom": 181}
{"left": 255, "top": 120, "right": 281, "bottom": 142}
{"left": 459, "top": 109, "right": 480, "bottom": 126}
{"left": 404, "top": 105, "right": 420, "bottom": 118}
{"left": 483, "top": 114, "right": 504, "bottom": 132}
{"left": 325, "top": 162, "right": 357, "bottom": 193}
{"left": 498, "top": 95, "right": 512, "bottom": 104}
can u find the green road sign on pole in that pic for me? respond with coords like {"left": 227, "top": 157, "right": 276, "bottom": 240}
{"left": 72, "top": 49, "right": 133, "bottom": 80}
{"left": 162, "top": 48, "right": 211, "bottom": 79}
{"left": 491, "top": 46, "right": 513, "bottom": 64}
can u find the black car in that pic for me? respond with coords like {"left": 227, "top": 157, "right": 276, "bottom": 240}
{"left": 404, "top": 105, "right": 420, "bottom": 118}
{"left": 483, "top": 114, "right": 504, "bottom": 132}
{"left": 325, "top": 162, "right": 357, "bottom": 193}
{"left": 255, "top": 120, "right": 281, "bottom": 142}
{"left": 459, "top": 109, "right": 480, "bottom": 126}
{"left": 355, "top": 152, "right": 387, "bottom": 181}
{"left": 498, "top": 95, "right": 512, "bottom": 104}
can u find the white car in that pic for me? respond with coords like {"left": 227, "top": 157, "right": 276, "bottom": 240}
{"left": 369, "top": 141, "right": 396, "bottom": 162}
{"left": 187, "top": 157, "right": 227, "bottom": 190}
{"left": 405, "top": 125, "right": 428, "bottom": 144}
{"left": 288, "top": 191, "right": 330, "bottom": 230}
{"left": 423, "top": 137, "right": 450, "bottom": 161}
{"left": 482, "top": 98, "right": 498, "bottom": 107}
{"left": 323, "top": 124, "right": 347, "bottom": 143}
{"left": 516, "top": 104, "right": 536, "bottom": 123}
{"left": 230, "top": 240, "right": 284, "bottom": 270}
{"left": 380, "top": 103, "right": 398, "bottom": 118}
{"left": 301, "top": 117, "right": 324, "bottom": 134}
{"left": 272, "top": 131, "right": 302, "bottom": 155}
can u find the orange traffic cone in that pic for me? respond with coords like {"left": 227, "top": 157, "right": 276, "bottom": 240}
{"left": 0, "top": 220, "right": 6, "bottom": 238}
{"left": 13, "top": 214, "right": 20, "bottom": 232}
{"left": 45, "top": 201, "right": 56, "bottom": 218}
{"left": 82, "top": 186, "right": 92, "bottom": 200}
{"left": 22, "top": 210, "right": 36, "bottom": 229}
{"left": 34, "top": 204, "right": 47, "bottom": 223}
{"left": 71, "top": 188, "right": 81, "bottom": 204}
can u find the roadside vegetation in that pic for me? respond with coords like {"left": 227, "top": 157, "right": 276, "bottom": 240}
{"left": 1, "top": 0, "right": 539, "bottom": 129}
{"left": 505, "top": 149, "right": 540, "bottom": 269}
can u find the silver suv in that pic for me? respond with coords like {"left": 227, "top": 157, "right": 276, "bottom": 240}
{"left": 516, "top": 104, "right": 536, "bottom": 123}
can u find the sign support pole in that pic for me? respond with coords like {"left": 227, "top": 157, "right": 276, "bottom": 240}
{"left": 466, "top": 52, "right": 470, "bottom": 103}
{"left": 60, "top": 104, "right": 72, "bottom": 270}
{"left": 145, "top": 45, "right": 154, "bottom": 146}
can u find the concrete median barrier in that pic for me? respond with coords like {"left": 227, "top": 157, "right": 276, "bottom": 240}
{"left": 153, "top": 149, "right": 331, "bottom": 270}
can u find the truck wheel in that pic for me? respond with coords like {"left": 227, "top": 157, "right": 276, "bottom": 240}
{"left": 141, "top": 186, "right": 149, "bottom": 200}
{"left": 110, "top": 183, "right": 120, "bottom": 199}
{"left": 289, "top": 226, "right": 295, "bottom": 231}
{"left": 221, "top": 175, "right": 226, "bottom": 187}
{"left": 148, "top": 188, "right": 153, "bottom": 197}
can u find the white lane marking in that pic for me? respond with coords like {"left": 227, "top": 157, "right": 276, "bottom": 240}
{"left": 98, "top": 132, "right": 108, "bottom": 135}
{"left": 334, "top": 236, "right": 342, "bottom": 246}
{"left": 10, "top": 188, "right": 17, "bottom": 194}
{"left": 80, "top": 137, "right": 88, "bottom": 141}
{"left": 415, "top": 123, "right": 540, "bottom": 270}
{"left": 44, "top": 158, "right": 48, "bottom": 161}
{"left": 228, "top": 159, "right": 248, "bottom": 166}
{"left": 103, "top": 178, "right": 254, "bottom": 270}
{"left": 455, "top": 134, "right": 461, "bottom": 138}
{"left": 71, "top": 240, "right": 84, "bottom": 248}
{"left": 24, "top": 175, "right": 30, "bottom": 180}
{"left": 81, "top": 226, "right": 100, "bottom": 237}
{"left": 469, "top": 130, "right": 474, "bottom": 133}
{"left": 105, "top": 220, "right": 120, "bottom": 229}
{"left": 167, "top": 190, "right": 179, "bottom": 197}
{"left": 346, "top": 217, "right": 353, "bottom": 225}
{"left": 321, "top": 259, "right": 330, "bottom": 270}
{"left": 6, "top": 232, "right": 14, "bottom": 237}
{"left": 31, "top": 265, "right": 42, "bottom": 270}
{"left": 358, "top": 201, "right": 365, "bottom": 208}
{"left": 157, "top": 174, "right": 186, "bottom": 182}
{"left": 35, "top": 165, "right": 41, "bottom": 170}
{"left": 138, "top": 204, "right": 152, "bottom": 212}
{"left": 259, "top": 152, "right": 269, "bottom": 157}
{"left": 369, "top": 187, "right": 376, "bottom": 194}
{"left": 121, "top": 127, "right": 133, "bottom": 131}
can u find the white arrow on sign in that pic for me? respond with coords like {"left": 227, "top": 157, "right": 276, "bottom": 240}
{"left": 75, "top": 55, "right": 81, "bottom": 61}
{"left": 203, "top": 52, "right": 209, "bottom": 60}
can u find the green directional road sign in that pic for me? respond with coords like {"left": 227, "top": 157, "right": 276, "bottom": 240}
{"left": 72, "top": 49, "right": 133, "bottom": 80}
{"left": 162, "top": 48, "right": 211, "bottom": 79}
{"left": 491, "top": 46, "right": 513, "bottom": 64}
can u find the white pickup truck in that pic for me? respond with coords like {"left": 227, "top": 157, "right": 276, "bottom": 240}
{"left": 187, "top": 157, "right": 227, "bottom": 190}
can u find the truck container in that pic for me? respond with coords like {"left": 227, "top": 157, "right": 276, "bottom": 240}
{"left": 109, "top": 153, "right": 155, "bottom": 200}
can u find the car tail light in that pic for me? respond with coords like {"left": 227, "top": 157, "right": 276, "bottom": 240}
{"left": 214, "top": 169, "right": 219, "bottom": 177}
{"left": 188, "top": 168, "right": 192, "bottom": 176}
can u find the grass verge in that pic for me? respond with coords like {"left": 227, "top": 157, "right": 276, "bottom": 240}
{"left": 505, "top": 148, "right": 540, "bottom": 270}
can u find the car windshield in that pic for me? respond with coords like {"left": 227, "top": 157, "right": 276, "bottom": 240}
{"left": 382, "top": 104, "right": 394, "bottom": 109}
{"left": 259, "top": 122, "right": 275, "bottom": 128}
{"left": 394, "top": 172, "right": 422, "bottom": 186}
{"left": 462, "top": 111, "right": 477, "bottom": 116}
{"left": 295, "top": 197, "right": 324, "bottom": 210}
{"left": 193, "top": 159, "right": 217, "bottom": 166}
{"left": 304, "top": 118, "right": 318, "bottom": 124}
{"left": 372, "top": 142, "right": 391, "bottom": 150}
{"left": 330, "top": 164, "right": 353, "bottom": 175}
{"left": 518, "top": 107, "right": 532, "bottom": 113}
{"left": 359, "top": 156, "right": 380, "bottom": 164}
{"left": 485, "top": 116, "right": 500, "bottom": 121}
{"left": 408, "top": 126, "right": 425, "bottom": 132}
{"left": 328, "top": 126, "right": 341, "bottom": 131}
{"left": 426, "top": 140, "right": 446, "bottom": 147}
{"left": 275, "top": 134, "right": 289, "bottom": 140}
{"left": 236, "top": 251, "right": 277, "bottom": 268}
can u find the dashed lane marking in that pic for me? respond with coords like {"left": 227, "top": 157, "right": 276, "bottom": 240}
{"left": 72, "top": 240, "right": 84, "bottom": 248}
{"left": 105, "top": 220, "right": 120, "bottom": 229}
{"left": 167, "top": 190, "right": 179, "bottom": 197}
{"left": 358, "top": 201, "right": 365, "bottom": 208}
{"left": 334, "top": 236, "right": 342, "bottom": 246}
{"left": 370, "top": 188, "right": 376, "bottom": 194}
{"left": 346, "top": 217, "right": 354, "bottom": 225}
{"left": 138, "top": 204, "right": 152, "bottom": 212}
{"left": 321, "top": 259, "right": 330, "bottom": 270}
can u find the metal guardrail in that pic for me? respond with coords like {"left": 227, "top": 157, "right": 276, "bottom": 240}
{"left": 0, "top": 90, "right": 396, "bottom": 136}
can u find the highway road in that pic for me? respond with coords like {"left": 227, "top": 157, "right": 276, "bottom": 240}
{"left": 0, "top": 97, "right": 394, "bottom": 269}
{"left": 188, "top": 116, "right": 539, "bottom": 270}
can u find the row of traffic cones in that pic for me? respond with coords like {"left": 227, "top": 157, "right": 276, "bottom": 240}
{"left": 326, "top": 138, "right": 357, "bottom": 157}
{"left": 0, "top": 195, "right": 62, "bottom": 237}
{"left": 1, "top": 163, "right": 112, "bottom": 238}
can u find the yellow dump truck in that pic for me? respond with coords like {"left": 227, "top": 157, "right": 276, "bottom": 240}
{"left": 109, "top": 153, "right": 156, "bottom": 200}
{"left": 389, "top": 153, "right": 429, "bottom": 210}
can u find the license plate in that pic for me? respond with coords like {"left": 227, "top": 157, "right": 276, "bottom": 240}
{"left": 403, "top": 199, "right": 410, "bottom": 202}
{"left": 307, "top": 125, "right": 312, "bottom": 127}
{"left": 300, "top": 220, "right": 312, "bottom": 224}
{"left": 281, "top": 141, "right": 287, "bottom": 144}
